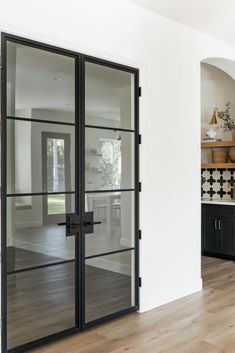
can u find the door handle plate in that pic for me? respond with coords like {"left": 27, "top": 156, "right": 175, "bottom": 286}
{"left": 57, "top": 212, "right": 100, "bottom": 236}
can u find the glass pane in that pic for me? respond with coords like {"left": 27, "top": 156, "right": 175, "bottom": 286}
{"left": 85, "top": 250, "right": 135, "bottom": 323}
{"left": 7, "top": 42, "right": 75, "bottom": 123}
{"left": 7, "top": 263, "right": 75, "bottom": 349}
{"left": 85, "top": 62, "right": 134, "bottom": 130}
{"left": 48, "top": 194, "right": 65, "bottom": 215}
{"left": 85, "top": 192, "right": 134, "bottom": 257}
{"left": 85, "top": 128, "right": 134, "bottom": 191}
{"left": 7, "top": 120, "right": 75, "bottom": 194}
{"left": 7, "top": 195, "right": 75, "bottom": 272}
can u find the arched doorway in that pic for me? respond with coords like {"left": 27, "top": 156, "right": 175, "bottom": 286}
{"left": 201, "top": 57, "right": 235, "bottom": 290}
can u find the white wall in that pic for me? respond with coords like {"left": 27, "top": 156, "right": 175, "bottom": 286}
{"left": 1, "top": 0, "right": 235, "bottom": 316}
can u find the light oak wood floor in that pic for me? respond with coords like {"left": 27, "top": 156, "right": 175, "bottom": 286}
{"left": 30, "top": 256, "right": 235, "bottom": 353}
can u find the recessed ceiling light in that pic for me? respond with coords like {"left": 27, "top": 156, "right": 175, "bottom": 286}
{"left": 52, "top": 76, "right": 63, "bottom": 81}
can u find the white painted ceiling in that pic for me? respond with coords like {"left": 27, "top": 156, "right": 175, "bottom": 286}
{"left": 130, "top": 0, "right": 235, "bottom": 47}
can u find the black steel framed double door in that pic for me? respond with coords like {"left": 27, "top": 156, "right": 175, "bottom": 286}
{"left": 1, "top": 33, "right": 139, "bottom": 352}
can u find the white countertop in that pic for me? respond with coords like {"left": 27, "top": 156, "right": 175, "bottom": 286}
{"left": 201, "top": 199, "right": 235, "bottom": 206}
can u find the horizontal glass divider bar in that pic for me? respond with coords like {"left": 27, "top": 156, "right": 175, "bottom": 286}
{"left": 7, "top": 116, "right": 75, "bottom": 126}
{"left": 7, "top": 327, "right": 78, "bottom": 353}
{"left": 85, "top": 188, "right": 135, "bottom": 194}
{"left": 7, "top": 191, "right": 75, "bottom": 197}
{"left": 85, "top": 124, "right": 135, "bottom": 133}
{"left": 84, "top": 55, "right": 138, "bottom": 74}
{"left": 85, "top": 247, "right": 135, "bottom": 260}
{"left": 7, "top": 259, "right": 75, "bottom": 276}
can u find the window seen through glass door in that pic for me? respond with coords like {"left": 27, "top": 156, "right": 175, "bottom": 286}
{"left": 47, "top": 137, "right": 66, "bottom": 214}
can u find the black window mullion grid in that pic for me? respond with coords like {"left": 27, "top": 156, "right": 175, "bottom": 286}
{"left": 7, "top": 191, "right": 75, "bottom": 197}
{"left": 83, "top": 58, "right": 140, "bottom": 312}
{"left": 77, "top": 54, "right": 86, "bottom": 330}
{"left": 85, "top": 247, "right": 135, "bottom": 260}
{"left": 1, "top": 32, "right": 140, "bottom": 353}
{"left": 1, "top": 32, "right": 8, "bottom": 353}
{"left": 2, "top": 33, "right": 80, "bottom": 352}
{"left": 134, "top": 69, "right": 140, "bottom": 309}
{"left": 85, "top": 124, "right": 135, "bottom": 133}
{"left": 7, "top": 259, "right": 76, "bottom": 276}
{"left": 85, "top": 188, "right": 135, "bottom": 194}
{"left": 83, "top": 58, "right": 140, "bottom": 314}
{"left": 74, "top": 54, "right": 80, "bottom": 330}
{"left": 6, "top": 116, "right": 75, "bottom": 126}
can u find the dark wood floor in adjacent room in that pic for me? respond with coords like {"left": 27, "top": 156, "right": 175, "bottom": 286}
{"left": 7, "top": 248, "right": 131, "bottom": 349}
{"left": 30, "top": 256, "right": 235, "bottom": 353}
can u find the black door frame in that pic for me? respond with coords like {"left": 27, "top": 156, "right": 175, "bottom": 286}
{"left": 1, "top": 32, "right": 140, "bottom": 353}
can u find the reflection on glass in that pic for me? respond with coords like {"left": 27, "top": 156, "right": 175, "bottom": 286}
{"left": 47, "top": 138, "right": 65, "bottom": 192}
{"left": 46, "top": 135, "right": 68, "bottom": 215}
{"left": 85, "top": 62, "right": 134, "bottom": 130}
{"left": 7, "top": 195, "right": 75, "bottom": 273}
{"left": 48, "top": 194, "right": 65, "bottom": 215}
{"left": 85, "top": 250, "right": 135, "bottom": 322}
{"left": 7, "top": 263, "right": 75, "bottom": 349}
{"left": 85, "top": 128, "right": 134, "bottom": 191}
{"left": 85, "top": 192, "right": 134, "bottom": 257}
{"left": 7, "top": 120, "right": 75, "bottom": 194}
{"left": 7, "top": 42, "right": 75, "bottom": 123}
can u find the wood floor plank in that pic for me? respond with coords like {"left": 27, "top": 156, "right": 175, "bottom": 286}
{"left": 28, "top": 256, "right": 235, "bottom": 353}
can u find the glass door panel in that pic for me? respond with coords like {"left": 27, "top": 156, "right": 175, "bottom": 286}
{"left": 7, "top": 42, "right": 75, "bottom": 123}
{"left": 2, "top": 34, "right": 139, "bottom": 353}
{"left": 85, "top": 191, "right": 135, "bottom": 257}
{"left": 85, "top": 250, "right": 135, "bottom": 322}
{"left": 6, "top": 121, "right": 75, "bottom": 195}
{"left": 7, "top": 263, "right": 75, "bottom": 349}
{"left": 84, "top": 60, "right": 137, "bottom": 324}
{"left": 7, "top": 195, "right": 75, "bottom": 272}
{"left": 5, "top": 39, "right": 77, "bottom": 351}
{"left": 85, "top": 128, "right": 134, "bottom": 191}
{"left": 85, "top": 62, "right": 135, "bottom": 130}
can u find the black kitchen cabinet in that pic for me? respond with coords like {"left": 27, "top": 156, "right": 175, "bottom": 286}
{"left": 202, "top": 204, "right": 235, "bottom": 259}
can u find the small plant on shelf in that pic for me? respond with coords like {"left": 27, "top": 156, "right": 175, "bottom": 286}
{"left": 218, "top": 102, "right": 235, "bottom": 132}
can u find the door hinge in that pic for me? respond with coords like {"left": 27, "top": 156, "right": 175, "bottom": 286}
{"left": 138, "top": 277, "right": 142, "bottom": 287}
{"left": 139, "top": 229, "right": 142, "bottom": 239}
{"left": 138, "top": 134, "right": 142, "bottom": 144}
{"left": 139, "top": 182, "right": 142, "bottom": 192}
{"left": 138, "top": 86, "right": 142, "bottom": 97}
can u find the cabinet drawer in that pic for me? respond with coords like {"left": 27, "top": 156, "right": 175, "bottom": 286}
{"left": 202, "top": 204, "right": 235, "bottom": 217}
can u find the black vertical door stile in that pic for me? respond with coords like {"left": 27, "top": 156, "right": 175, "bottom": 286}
{"left": 1, "top": 32, "right": 139, "bottom": 353}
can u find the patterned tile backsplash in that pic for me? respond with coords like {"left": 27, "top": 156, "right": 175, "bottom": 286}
{"left": 201, "top": 169, "right": 235, "bottom": 200}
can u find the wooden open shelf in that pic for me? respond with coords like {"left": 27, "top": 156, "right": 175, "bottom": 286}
{"left": 201, "top": 141, "right": 235, "bottom": 148}
{"left": 202, "top": 163, "right": 235, "bottom": 169}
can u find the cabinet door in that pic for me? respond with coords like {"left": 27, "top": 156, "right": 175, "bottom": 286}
{"left": 220, "top": 218, "right": 235, "bottom": 256}
{"left": 202, "top": 216, "right": 220, "bottom": 252}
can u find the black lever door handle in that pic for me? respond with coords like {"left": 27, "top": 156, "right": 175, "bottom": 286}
{"left": 57, "top": 220, "right": 101, "bottom": 228}
{"left": 69, "top": 223, "right": 83, "bottom": 229}
{"left": 84, "top": 221, "right": 102, "bottom": 226}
